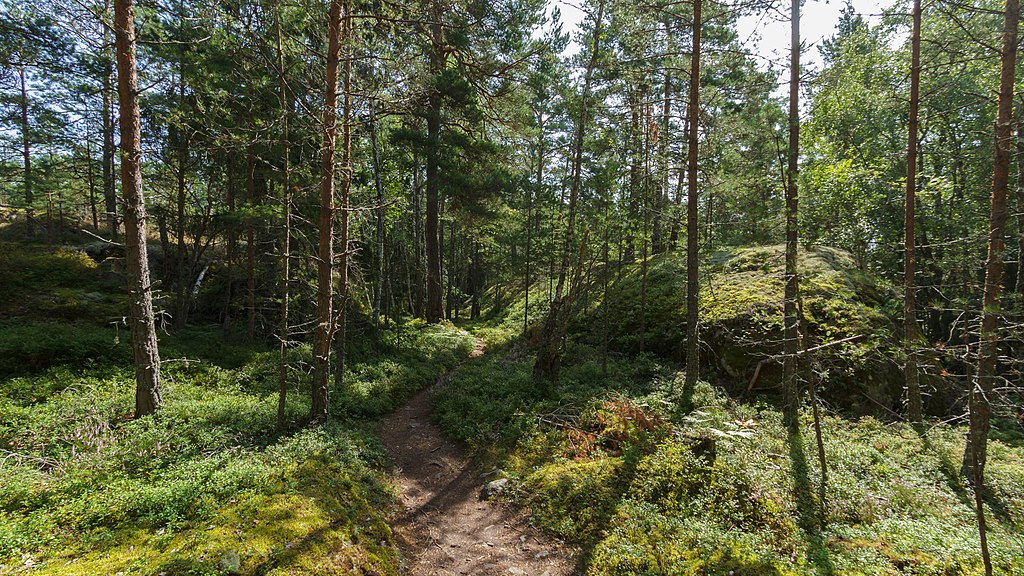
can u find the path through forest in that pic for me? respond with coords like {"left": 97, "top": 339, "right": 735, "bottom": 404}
{"left": 379, "top": 341, "right": 577, "bottom": 576}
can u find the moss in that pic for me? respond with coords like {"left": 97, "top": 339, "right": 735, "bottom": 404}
{"left": 433, "top": 340, "right": 1024, "bottom": 575}
{"left": 579, "top": 244, "right": 902, "bottom": 413}
{"left": 522, "top": 457, "right": 626, "bottom": 543}
{"left": 0, "top": 319, "right": 471, "bottom": 576}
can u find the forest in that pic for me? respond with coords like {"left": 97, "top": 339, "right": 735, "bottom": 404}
{"left": 1, "top": 0, "right": 1023, "bottom": 572}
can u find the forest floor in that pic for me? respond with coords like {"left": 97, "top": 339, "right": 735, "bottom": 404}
{"left": 380, "top": 340, "right": 577, "bottom": 576}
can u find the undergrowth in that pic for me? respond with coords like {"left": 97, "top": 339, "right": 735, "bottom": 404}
{"left": 435, "top": 337, "right": 1024, "bottom": 576}
{"left": 0, "top": 320, "right": 474, "bottom": 575}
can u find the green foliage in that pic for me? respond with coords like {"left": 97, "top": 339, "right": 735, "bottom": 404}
{"left": 0, "top": 321, "right": 472, "bottom": 575}
{"left": 0, "top": 322, "right": 127, "bottom": 379}
{"left": 437, "top": 337, "right": 1024, "bottom": 575}
{"left": 523, "top": 457, "right": 624, "bottom": 543}
{"left": 338, "top": 322, "right": 475, "bottom": 417}
{"left": 0, "top": 244, "right": 125, "bottom": 322}
{"left": 580, "top": 245, "right": 901, "bottom": 412}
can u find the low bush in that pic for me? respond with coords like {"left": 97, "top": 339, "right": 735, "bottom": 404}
{"left": 0, "top": 321, "right": 474, "bottom": 575}
{"left": 436, "top": 340, "right": 1024, "bottom": 576}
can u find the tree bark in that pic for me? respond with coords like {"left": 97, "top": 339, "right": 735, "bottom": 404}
{"left": 1014, "top": 100, "right": 1024, "bottom": 295}
{"left": 20, "top": 68, "right": 34, "bottom": 238}
{"left": 640, "top": 96, "right": 651, "bottom": 353}
{"left": 905, "top": 0, "right": 923, "bottom": 425}
{"left": 527, "top": 109, "right": 544, "bottom": 333}
{"left": 86, "top": 139, "right": 99, "bottom": 230}
{"left": 413, "top": 152, "right": 425, "bottom": 318}
{"left": 311, "top": 0, "right": 343, "bottom": 422}
{"left": 174, "top": 52, "right": 190, "bottom": 329}
{"left": 114, "top": 0, "right": 162, "bottom": 418}
{"left": 103, "top": 0, "right": 118, "bottom": 240}
{"left": 963, "top": 0, "right": 1018, "bottom": 571}
{"left": 276, "top": 5, "right": 291, "bottom": 428}
{"left": 425, "top": 0, "right": 445, "bottom": 323}
{"left": 684, "top": 0, "right": 702, "bottom": 402}
{"left": 533, "top": 0, "right": 605, "bottom": 386}
{"left": 222, "top": 156, "right": 237, "bottom": 332}
{"left": 371, "top": 100, "right": 385, "bottom": 326}
{"left": 333, "top": 0, "right": 353, "bottom": 391}
{"left": 245, "top": 147, "right": 257, "bottom": 340}
{"left": 962, "top": 0, "right": 1019, "bottom": 480}
{"left": 783, "top": 0, "right": 802, "bottom": 429}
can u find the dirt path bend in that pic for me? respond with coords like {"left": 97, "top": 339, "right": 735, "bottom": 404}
{"left": 380, "top": 344, "right": 577, "bottom": 576}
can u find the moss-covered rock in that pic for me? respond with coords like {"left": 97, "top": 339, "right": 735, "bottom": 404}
{"left": 586, "top": 245, "right": 903, "bottom": 415}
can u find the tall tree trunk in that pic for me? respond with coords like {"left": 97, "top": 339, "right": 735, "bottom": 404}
{"left": 783, "top": 0, "right": 802, "bottom": 429}
{"left": 640, "top": 95, "right": 650, "bottom": 353}
{"left": 684, "top": 0, "right": 702, "bottom": 403}
{"left": 1014, "top": 101, "right": 1024, "bottom": 295}
{"left": 276, "top": 6, "right": 291, "bottom": 428}
{"left": 526, "top": 110, "right": 544, "bottom": 333}
{"left": 660, "top": 22, "right": 673, "bottom": 253}
{"left": 87, "top": 139, "right": 99, "bottom": 230}
{"left": 175, "top": 54, "right": 190, "bottom": 329}
{"left": 533, "top": 0, "right": 605, "bottom": 386}
{"left": 905, "top": 0, "right": 924, "bottom": 425}
{"left": 333, "top": 0, "right": 353, "bottom": 391}
{"left": 470, "top": 242, "right": 481, "bottom": 320}
{"left": 246, "top": 147, "right": 257, "bottom": 340}
{"left": 446, "top": 219, "right": 456, "bottom": 319}
{"left": 371, "top": 101, "right": 385, "bottom": 326}
{"left": 963, "top": 0, "right": 1019, "bottom": 479}
{"left": 963, "top": 1, "right": 1018, "bottom": 573}
{"left": 103, "top": 0, "right": 118, "bottom": 241}
{"left": 413, "top": 152, "right": 425, "bottom": 318}
{"left": 222, "top": 157, "right": 237, "bottom": 332}
{"left": 20, "top": 68, "right": 33, "bottom": 238}
{"left": 114, "top": 0, "right": 162, "bottom": 418}
{"left": 425, "top": 0, "right": 445, "bottom": 323}
{"left": 311, "top": 0, "right": 343, "bottom": 422}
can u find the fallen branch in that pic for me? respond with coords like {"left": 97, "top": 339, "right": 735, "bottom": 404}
{"left": 744, "top": 334, "right": 866, "bottom": 395}
{"left": 76, "top": 228, "right": 125, "bottom": 247}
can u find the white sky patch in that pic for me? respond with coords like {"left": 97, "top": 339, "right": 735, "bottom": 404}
{"left": 544, "top": 0, "right": 898, "bottom": 70}
{"left": 737, "top": 0, "right": 897, "bottom": 73}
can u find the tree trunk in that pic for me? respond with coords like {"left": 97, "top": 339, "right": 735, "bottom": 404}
{"left": 333, "top": 0, "right": 353, "bottom": 391}
{"left": 660, "top": 22, "right": 673, "bottom": 253}
{"left": 905, "top": 0, "right": 923, "bottom": 425}
{"left": 114, "top": 0, "right": 162, "bottom": 418}
{"left": 684, "top": 0, "right": 702, "bottom": 403}
{"left": 175, "top": 53, "right": 190, "bottom": 329}
{"left": 425, "top": 0, "right": 445, "bottom": 323}
{"left": 533, "top": 0, "right": 605, "bottom": 386}
{"left": 963, "top": 1, "right": 1017, "bottom": 573}
{"left": 963, "top": 0, "right": 1019, "bottom": 480}
{"left": 311, "top": 0, "right": 343, "bottom": 422}
{"left": 783, "top": 0, "right": 802, "bottom": 429}
{"left": 20, "top": 68, "right": 34, "bottom": 238}
{"left": 371, "top": 101, "right": 385, "bottom": 327}
{"left": 446, "top": 219, "right": 456, "bottom": 319}
{"left": 640, "top": 96, "right": 651, "bottom": 353}
{"left": 527, "top": 110, "right": 544, "bottom": 333}
{"left": 103, "top": 0, "right": 118, "bottom": 241}
{"left": 276, "top": 5, "right": 291, "bottom": 428}
{"left": 87, "top": 139, "right": 99, "bottom": 231}
{"left": 413, "top": 152, "right": 425, "bottom": 318}
{"left": 245, "top": 147, "right": 257, "bottom": 340}
{"left": 1014, "top": 101, "right": 1024, "bottom": 295}
{"left": 222, "top": 156, "right": 237, "bottom": 332}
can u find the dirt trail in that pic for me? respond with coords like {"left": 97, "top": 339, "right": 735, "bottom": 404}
{"left": 379, "top": 342, "right": 577, "bottom": 576}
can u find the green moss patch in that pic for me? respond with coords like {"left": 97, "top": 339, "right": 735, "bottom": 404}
{"left": 436, "top": 344, "right": 1024, "bottom": 575}
{"left": 0, "top": 322, "right": 474, "bottom": 575}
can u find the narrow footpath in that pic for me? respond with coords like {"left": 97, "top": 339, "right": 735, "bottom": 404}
{"left": 379, "top": 342, "right": 577, "bottom": 576}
